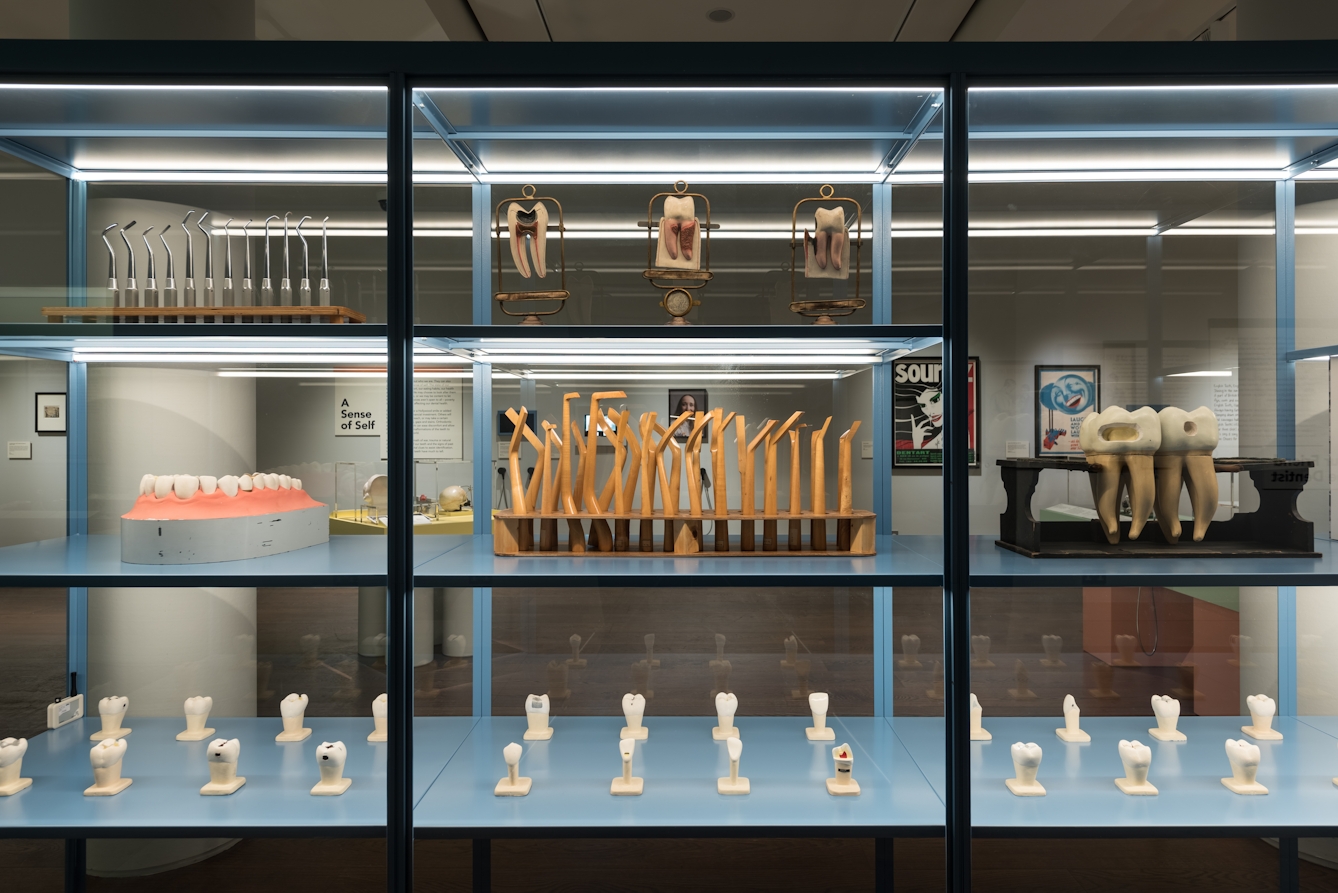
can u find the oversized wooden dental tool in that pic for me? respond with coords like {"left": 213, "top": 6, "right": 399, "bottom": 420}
{"left": 101, "top": 223, "right": 120, "bottom": 308}
{"left": 736, "top": 416, "right": 775, "bottom": 552}
{"left": 763, "top": 412, "right": 804, "bottom": 551}
{"left": 656, "top": 415, "right": 691, "bottom": 552}
{"left": 505, "top": 407, "right": 536, "bottom": 551}
{"left": 539, "top": 421, "right": 560, "bottom": 550}
{"left": 637, "top": 413, "right": 665, "bottom": 551}
{"left": 297, "top": 215, "right": 313, "bottom": 307}
{"left": 221, "top": 218, "right": 235, "bottom": 307}
{"left": 261, "top": 215, "right": 278, "bottom": 306}
{"left": 280, "top": 212, "right": 293, "bottom": 307}
{"left": 319, "top": 216, "right": 332, "bottom": 305}
{"left": 196, "top": 211, "right": 214, "bottom": 308}
{"left": 809, "top": 416, "right": 833, "bottom": 550}
{"left": 709, "top": 408, "right": 736, "bottom": 552}
{"left": 581, "top": 392, "right": 625, "bottom": 551}
{"left": 837, "top": 420, "right": 861, "bottom": 550}
{"left": 569, "top": 419, "right": 593, "bottom": 549}
{"left": 558, "top": 393, "right": 584, "bottom": 552}
{"left": 788, "top": 424, "right": 807, "bottom": 551}
{"left": 158, "top": 225, "right": 177, "bottom": 320}
{"left": 684, "top": 411, "right": 709, "bottom": 518}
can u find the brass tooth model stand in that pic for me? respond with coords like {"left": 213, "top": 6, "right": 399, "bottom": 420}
{"left": 641, "top": 180, "right": 716, "bottom": 324}
{"left": 494, "top": 184, "right": 569, "bottom": 325}
{"left": 790, "top": 185, "right": 866, "bottom": 325}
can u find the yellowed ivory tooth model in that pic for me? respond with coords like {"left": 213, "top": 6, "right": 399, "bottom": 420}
{"left": 1242, "top": 693, "right": 1283, "bottom": 740}
{"left": 1222, "top": 739, "right": 1267, "bottom": 794}
{"left": 177, "top": 695, "right": 215, "bottom": 741}
{"left": 1054, "top": 694, "right": 1090, "bottom": 742}
{"left": 611, "top": 737, "right": 643, "bottom": 796}
{"left": 524, "top": 693, "right": 553, "bottom": 741}
{"left": 92, "top": 695, "right": 130, "bottom": 740}
{"left": 970, "top": 693, "right": 991, "bottom": 741}
{"left": 367, "top": 693, "right": 388, "bottom": 742}
{"left": 827, "top": 743, "right": 860, "bottom": 796}
{"left": 1154, "top": 406, "right": 1219, "bottom": 543}
{"left": 1115, "top": 739, "right": 1157, "bottom": 795}
{"left": 507, "top": 202, "right": 549, "bottom": 279}
{"left": 718, "top": 736, "right": 750, "bottom": 795}
{"left": 1079, "top": 406, "right": 1161, "bottom": 543}
{"left": 276, "top": 692, "right": 312, "bottom": 742}
{"left": 1149, "top": 694, "right": 1186, "bottom": 742}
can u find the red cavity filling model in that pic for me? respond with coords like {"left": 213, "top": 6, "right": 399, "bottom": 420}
{"left": 122, "top": 487, "right": 325, "bottom": 521}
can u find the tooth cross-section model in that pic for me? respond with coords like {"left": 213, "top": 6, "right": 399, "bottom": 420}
{"left": 712, "top": 692, "right": 739, "bottom": 740}
{"left": 1149, "top": 694, "right": 1187, "bottom": 742}
{"left": 176, "top": 695, "right": 215, "bottom": 741}
{"left": 621, "top": 693, "right": 648, "bottom": 740}
{"left": 804, "top": 207, "right": 850, "bottom": 280}
{"left": 507, "top": 202, "right": 549, "bottom": 279}
{"left": 827, "top": 743, "right": 860, "bottom": 796}
{"left": 611, "top": 737, "right": 643, "bottom": 796}
{"left": 806, "top": 692, "right": 835, "bottom": 741}
{"left": 367, "top": 693, "right": 388, "bottom": 742}
{"left": 311, "top": 741, "right": 351, "bottom": 796}
{"left": 92, "top": 695, "right": 130, "bottom": 740}
{"left": 85, "top": 738, "right": 132, "bottom": 796}
{"left": 1222, "top": 739, "right": 1267, "bottom": 794}
{"left": 969, "top": 693, "right": 992, "bottom": 741}
{"left": 1155, "top": 406, "right": 1219, "bottom": 543}
{"left": 657, "top": 195, "right": 700, "bottom": 271}
{"left": 1055, "top": 694, "right": 1090, "bottom": 743}
{"left": 1005, "top": 742, "right": 1045, "bottom": 797}
{"left": 1115, "top": 739, "right": 1157, "bottom": 795}
{"left": 1242, "top": 694, "right": 1283, "bottom": 740}
{"left": 0, "top": 738, "right": 32, "bottom": 796}
{"left": 200, "top": 738, "right": 245, "bottom": 795}
{"left": 122, "top": 472, "right": 327, "bottom": 564}
{"left": 276, "top": 693, "right": 312, "bottom": 742}
{"left": 495, "top": 741, "right": 532, "bottom": 796}
{"left": 718, "top": 735, "right": 750, "bottom": 795}
{"left": 524, "top": 693, "right": 553, "bottom": 741}
{"left": 1079, "top": 405, "right": 1162, "bottom": 543}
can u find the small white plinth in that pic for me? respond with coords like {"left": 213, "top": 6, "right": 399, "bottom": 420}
{"left": 90, "top": 728, "right": 130, "bottom": 741}
{"left": 200, "top": 777, "right": 246, "bottom": 796}
{"left": 1148, "top": 727, "right": 1187, "bottom": 742}
{"left": 806, "top": 727, "right": 836, "bottom": 741}
{"left": 1005, "top": 778, "right": 1045, "bottom": 797}
{"left": 610, "top": 777, "right": 643, "bottom": 796}
{"left": 1008, "top": 688, "right": 1037, "bottom": 700}
{"left": 1055, "top": 728, "right": 1090, "bottom": 743}
{"left": 1221, "top": 777, "right": 1268, "bottom": 795}
{"left": 565, "top": 659, "right": 587, "bottom": 668}
{"left": 1088, "top": 688, "right": 1120, "bottom": 700}
{"left": 1039, "top": 659, "right": 1066, "bottom": 668}
{"left": 494, "top": 777, "right": 532, "bottom": 797}
{"left": 276, "top": 728, "right": 312, "bottom": 743}
{"left": 970, "top": 729, "right": 992, "bottom": 741}
{"left": 177, "top": 727, "right": 215, "bottom": 742}
{"left": 1114, "top": 778, "right": 1158, "bottom": 796}
{"left": 897, "top": 659, "right": 923, "bottom": 669}
{"left": 84, "top": 778, "right": 132, "bottom": 797}
{"left": 524, "top": 727, "right": 554, "bottom": 741}
{"left": 712, "top": 726, "right": 738, "bottom": 741}
{"left": 620, "top": 726, "right": 648, "bottom": 740}
{"left": 367, "top": 729, "right": 387, "bottom": 743}
{"left": 121, "top": 504, "right": 329, "bottom": 565}
{"left": 311, "top": 777, "right": 352, "bottom": 796}
{"left": 0, "top": 777, "right": 32, "bottom": 796}
{"left": 1241, "top": 725, "right": 1283, "bottom": 741}
{"left": 826, "top": 778, "right": 860, "bottom": 796}
{"left": 718, "top": 777, "right": 750, "bottom": 795}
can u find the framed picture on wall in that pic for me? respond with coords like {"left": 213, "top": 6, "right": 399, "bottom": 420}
{"left": 893, "top": 357, "right": 979, "bottom": 467}
{"left": 1034, "top": 366, "right": 1100, "bottom": 457}
{"left": 668, "top": 389, "right": 708, "bottom": 441}
{"left": 35, "top": 392, "right": 66, "bottom": 435}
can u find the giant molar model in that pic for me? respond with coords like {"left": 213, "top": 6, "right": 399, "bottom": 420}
{"left": 1154, "top": 406, "right": 1220, "bottom": 543}
{"left": 1079, "top": 406, "right": 1161, "bottom": 544}
{"left": 122, "top": 472, "right": 328, "bottom": 564}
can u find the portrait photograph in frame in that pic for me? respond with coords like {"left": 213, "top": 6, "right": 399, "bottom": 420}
{"left": 667, "top": 389, "right": 708, "bottom": 442}
{"left": 35, "top": 392, "right": 66, "bottom": 435}
{"left": 892, "top": 356, "right": 978, "bottom": 467}
{"left": 1034, "top": 365, "right": 1100, "bottom": 457}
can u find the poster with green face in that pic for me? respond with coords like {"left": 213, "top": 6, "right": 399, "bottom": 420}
{"left": 892, "top": 357, "right": 978, "bottom": 467}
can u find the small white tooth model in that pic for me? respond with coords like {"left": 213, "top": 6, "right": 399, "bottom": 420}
{"left": 1055, "top": 694, "right": 1090, "bottom": 743}
{"left": 620, "top": 693, "right": 648, "bottom": 740}
{"left": 718, "top": 736, "right": 749, "bottom": 795}
{"left": 1040, "top": 634, "right": 1065, "bottom": 668}
{"left": 92, "top": 695, "right": 131, "bottom": 740}
{"left": 1005, "top": 742, "right": 1045, "bottom": 797}
{"left": 1222, "top": 739, "right": 1267, "bottom": 795}
{"left": 781, "top": 634, "right": 798, "bottom": 669}
{"left": 827, "top": 743, "right": 860, "bottom": 796}
{"left": 969, "top": 693, "right": 991, "bottom": 741}
{"left": 898, "top": 633, "right": 923, "bottom": 669}
{"left": 1149, "top": 695, "right": 1187, "bottom": 742}
{"left": 1114, "top": 739, "right": 1157, "bottom": 796}
{"left": 971, "top": 634, "right": 994, "bottom": 668}
{"left": 494, "top": 742, "right": 531, "bottom": 797}
{"left": 1242, "top": 694, "right": 1283, "bottom": 741}
{"left": 1113, "top": 634, "right": 1139, "bottom": 667}
{"left": 806, "top": 692, "right": 835, "bottom": 741}
{"left": 524, "top": 693, "right": 553, "bottom": 741}
{"left": 367, "top": 693, "right": 388, "bottom": 742}
{"left": 710, "top": 633, "right": 728, "bottom": 667}
{"left": 0, "top": 738, "right": 32, "bottom": 795}
{"left": 611, "top": 737, "right": 643, "bottom": 796}
{"left": 176, "top": 696, "right": 215, "bottom": 741}
{"left": 311, "top": 741, "right": 351, "bottom": 796}
{"left": 122, "top": 471, "right": 328, "bottom": 564}
{"left": 200, "top": 738, "right": 245, "bottom": 795}
{"left": 1080, "top": 405, "right": 1161, "bottom": 544}
{"left": 712, "top": 692, "right": 739, "bottom": 740}
{"left": 85, "top": 738, "right": 132, "bottom": 796}
{"left": 276, "top": 693, "right": 312, "bottom": 742}
{"left": 1154, "top": 406, "right": 1220, "bottom": 544}
{"left": 566, "top": 633, "right": 587, "bottom": 668}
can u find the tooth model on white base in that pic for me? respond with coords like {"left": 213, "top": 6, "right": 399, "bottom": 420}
{"left": 1114, "top": 739, "right": 1157, "bottom": 795}
{"left": 1222, "top": 739, "right": 1267, "bottom": 794}
{"left": 781, "top": 634, "right": 798, "bottom": 668}
{"left": 1005, "top": 742, "right": 1045, "bottom": 796}
{"left": 806, "top": 692, "right": 836, "bottom": 741}
{"left": 1008, "top": 659, "right": 1037, "bottom": 700}
{"left": 495, "top": 741, "right": 532, "bottom": 796}
{"left": 1149, "top": 694, "right": 1187, "bottom": 742}
{"left": 898, "top": 633, "right": 923, "bottom": 668}
{"left": 0, "top": 738, "right": 32, "bottom": 795}
{"left": 970, "top": 634, "right": 994, "bottom": 668}
{"left": 1055, "top": 694, "right": 1090, "bottom": 743}
{"left": 969, "top": 693, "right": 991, "bottom": 741}
{"left": 85, "top": 738, "right": 132, "bottom": 796}
{"left": 566, "top": 633, "right": 587, "bottom": 668}
{"left": 276, "top": 693, "right": 312, "bottom": 742}
{"left": 367, "top": 693, "right": 388, "bottom": 742}
{"left": 1040, "top": 634, "right": 1065, "bottom": 668}
{"left": 1154, "top": 406, "right": 1219, "bottom": 544}
{"left": 91, "top": 695, "right": 130, "bottom": 740}
{"left": 712, "top": 691, "right": 739, "bottom": 740}
{"left": 122, "top": 472, "right": 327, "bottom": 564}
{"left": 1242, "top": 694, "right": 1283, "bottom": 740}
{"left": 718, "top": 736, "right": 750, "bottom": 795}
{"left": 1079, "top": 405, "right": 1161, "bottom": 544}
{"left": 311, "top": 741, "right": 351, "bottom": 795}
{"left": 200, "top": 738, "right": 245, "bottom": 795}
{"left": 611, "top": 737, "right": 643, "bottom": 796}
{"left": 176, "top": 696, "right": 215, "bottom": 741}
{"left": 1112, "top": 634, "right": 1139, "bottom": 667}
{"left": 827, "top": 743, "right": 860, "bottom": 796}
{"left": 524, "top": 693, "right": 553, "bottom": 740}
{"left": 620, "top": 693, "right": 648, "bottom": 740}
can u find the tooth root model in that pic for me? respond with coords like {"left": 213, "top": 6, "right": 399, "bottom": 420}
{"left": 91, "top": 695, "right": 130, "bottom": 740}
{"left": 566, "top": 633, "right": 587, "bottom": 668}
{"left": 826, "top": 743, "right": 860, "bottom": 796}
{"left": 1008, "top": 659, "right": 1037, "bottom": 700}
{"left": 495, "top": 741, "right": 532, "bottom": 796}
{"left": 969, "top": 693, "right": 992, "bottom": 741}
{"left": 507, "top": 201, "right": 549, "bottom": 279}
{"left": 367, "top": 693, "right": 388, "bottom": 743}
{"left": 718, "top": 735, "right": 750, "bottom": 795}
{"left": 85, "top": 738, "right": 132, "bottom": 796}
{"left": 1155, "top": 406, "right": 1220, "bottom": 544}
{"left": 1005, "top": 742, "right": 1045, "bottom": 797}
{"left": 1115, "top": 739, "right": 1157, "bottom": 796}
{"left": 712, "top": 691, "right": 739, "bottom": 741}
{"left": 1079, "top": 405, "right": 1162, "bottom": 544}
{"left": 806, "top": 691, "right": 836, "bottom": 741}
{"left": 1055, "top": 694, "right": 1091, "bottom": 743}
{"left": 1242, "top": 693, "right": 1283, "bottom": 740}
{"left": 1149, "top": 694, "right": 1187, "bottom": 742}
{"left": 310, "top": 741, "right": 351, "bottom": 796}
{"left": 970, "top": 634, "right": 994, "bottom": 668}
{"left": 276, "top": 693, "right": 312, "bottom": 742}
{"left": 899, "top": 633, "right": 923, "bottom": 669}
{"left": 611, "top": 737, "right": 643, "bottom": 796}
{"left": 176, "top": 695, "right": 215, "bottom": 741}
{"left": 524, "top": 693, "right": 554, "bottom": 741}
{"left": 620, "top": 692, "right": 648, "bottom": 740}
{"left": 0, "top": 737, "right": 32, "bottom": 796}
{"left": 1222, "top": 738, "right": 1267, "bottom": 795}
{"left": 1040, "top": 634, "right": 1065, "bottom": 668}
{"left": 656, "top": 194, "right": 700, "bottom": 270}
{"left": 200, "top": 738, "right": 245, "bottom": 795}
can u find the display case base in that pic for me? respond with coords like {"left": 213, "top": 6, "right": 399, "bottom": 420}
{"left": 1114, "top": 777, "right": 1158, "bottom": 796}
{"left": 1056, "top": 728, "right": 1090, "bottom": 743}
{"left": 0, "top": 777, "right": 32, "bottom": 796}
{"left": 523, "top": 727, "right": 554, "bottom": 741}
{"left": 806, "top": 726, "right": 835, "bottom": 741}
{"left": 176, "top": 727, "right": 214, "bottom": 741}
{"left": 494, "top": 777, "right": 532, "bottom": 797}
{"left": 826, "top": 778, "right": 860, "bottom": 796}
{"left": 717, "top": 776, "right": 750, "bottom": 795}
{"left": 1221, "top": 777, "right": 1268, "bottom": 795}
{"left": 1005, "top": 778, "right": 1045, "bottom": 797}
{"left": 610, "top": 777, "right": 643, "bottom": 796}
{"left": 1148, "top": 727, "right": 1187, "bottom": 742}
{"left": 200, "top": 777, "right": 246, "bottom": 796}
{"left": 311, "top": 778, "right": 352, "bottom": 796}
{"left": 84, "top": 778, "right": 132, "bottom": 797}
{"left": 1242, "top": 725, "right": 1284, "bottom": 740}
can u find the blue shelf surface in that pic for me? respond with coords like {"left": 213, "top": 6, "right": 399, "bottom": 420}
{"left": 413, "top": 535, "right": 944, "bottom": 588}
{"left": 413, "top": 716, "right": 478, "bottom": 805}
{"left": 412, "top": 715, "right": 944, "bottom": 836}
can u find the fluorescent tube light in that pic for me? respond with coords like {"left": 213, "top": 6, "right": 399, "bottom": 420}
{"left": 1166, "top": 370, "right": 1233, "bottom": 377}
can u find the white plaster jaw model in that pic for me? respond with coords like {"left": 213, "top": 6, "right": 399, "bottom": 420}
{"left": 495, "top": 741, "right": 532, "bottom": 796}
{"left": 657, "top": 194, "right": 699, "bottom": 270}
{"left": 969, "top": 693, "right": 991, "bottom": 741}
{"left": 200, "top": 737, "right": 245, "bottom": 795}
{"left": 718, "top": 735, "right": 750, "bottom": 795}
{"left": 1079, "top": 405, "right": 1162, "bottom": 544}
{"left": 1040, "top": 634, "right": 1065, "bottom": 667}
{"left": 970, "top": 634, "right": 994, "bottom": 668}
{"left": 712, "top": 691, "right": 739, "bottom": 740}
{"left": 1154, "top": 406, "right": 1220, "bottom": 544}
{"left": 367, "top": 693, "right": 388, "bottom": 743}
{"left": 92, "top": 695, "right": 130, "bottom": 740}
{"left": 1055, "top": 694, "right": 1090, "bottom": 743}
{"left": 1242, "top": 694, "right": 1283, "bottom": 740}
{"left": 276, "top": 693, "right": 312, "bottom": 742}
{"left": 85, "top": 738, "right": 132, "bottom": 796}
{"left": 1115, "top": 739, "right": 1157, "bottom": 795}
{"left": 1005, "top": 742, "right": 1045, "bottom": 796}
{"left": 311, "top": 740, "right": 351, "bottom": 796}
{"left": 827, "top": 743, "right": 859, "bottom": 796}
{"left": 524, "top": 693, "right": 553, "bottom": 741}
{"left": 806, "top": 692, "right": 835, "bottom": 741}
{"left": 1149, "top": 694, "right": 1186, "bottom": 742}
{"left": 621, "top": 693, "right": 648, "bottom": 740}
{"left": 0, "top": 737, "right": 31, "bottom": 796}
{"left": 899, "top": 633, "right": 922, "bottom": 668}
{"left": 176, "top": 695, "right": 215, "bottom": 741}
{"left": 1222, "top": 738, "right": 1267, "bottom": 794}
{"left": 611, "top": 736, "right": 643, "bottom": 796}
{"left": 507, "top": 202, "right": 549, "bottom": 280}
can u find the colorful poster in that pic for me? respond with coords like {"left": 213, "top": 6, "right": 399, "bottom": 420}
{"left": 1034, "top": 366, "right": 1100, "bottom": 457}
{"left": 893, "top": 357, "right": 978, "bottom": 467}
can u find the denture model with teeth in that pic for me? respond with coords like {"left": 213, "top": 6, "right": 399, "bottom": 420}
{"left": 803, "top": 207, "right": 850, "bottom": 280}
{"left": 122, "top": 472, "right": 328, "bottom": 564}
{"left": 1154, "top": 406, "right": 1220, "bottom": 543}
{"left": 656, "top": 194, "right": 701, "bottom": 271}
{"left": 176, "top": 695, "right": 215, "bottom": 741}
{"left": 0, "top": 738, "right": 32, "bottom": 795}
{"left": 1079, "top": 405, "right": 1162, "bottom": 544}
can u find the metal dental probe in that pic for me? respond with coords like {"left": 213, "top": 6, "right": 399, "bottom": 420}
{"left": 197, "top": 211, "right": 214, "bottom": 315}
{"left": 296, "top": 215, "right": 312, "bottom": 321}
{"left": 159, "top": 225, "right": 177, "bottom": 322}
{"left": 182, "top": 210, "right": 197, "bottom": 315}
{"left": 100, "top": 223, "right": 119, "bottom": 309}
{"left": 141, "top": 226, "right": 158, "bottom": 322}
{"left": 240, "top": 219, "right": 254, "bottom": 321}
{"left": 280, "top": 212, "right": 293, "bottom": 309}
{"left": 319, "top": 216, "right": 331, "bottom": 306}
{"left": 118, "top": 221, "right": 138, "bottom": 320}
{"left": 261, "top": 215, "right": 278, "bottom": 308}
{"left": 222, "top": 217, "right": 235, "bottom": 312}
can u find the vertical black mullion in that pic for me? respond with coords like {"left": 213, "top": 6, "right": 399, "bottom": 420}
{"left": 64, "top": 839, "right": 86, "bottom": 893}
{"left": 942, "top": 71, "right": 971, "bottom": 893}
{"left": 386, "top": 69, "right": 415, "bottom": 893}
